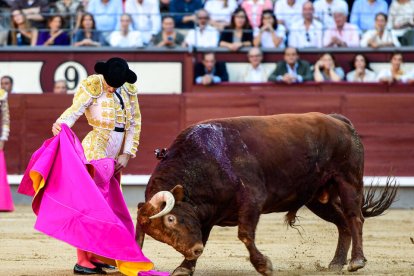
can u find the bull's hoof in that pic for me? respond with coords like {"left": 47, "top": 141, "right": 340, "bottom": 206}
{"left": 259, "top": 256, "right": 274, "bottom": 276}
{"left": 328, "top": 261, "right": 345, "bottom": 271}
{"left": 172, "top": 267, "right": 194, "bottom": 276}
{"left": 347, "top": 258, "right": 366, "bottom": 272}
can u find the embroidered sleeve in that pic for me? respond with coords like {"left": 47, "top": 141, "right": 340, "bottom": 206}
{"left": 0, "top": 95, "right": 10, "bottom": 141}
{"left": 56, "top": 84, "right": 93, "bottom": 127}
{"left": 123, "top": 93, "right": 141, "bottom": 158}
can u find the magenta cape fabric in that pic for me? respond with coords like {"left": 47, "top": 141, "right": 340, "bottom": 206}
{"left": 18, "top": 124, "right": 154, "bottom": 273}
{"left": 0, "top": 150, "right": 14, "bottom": 211}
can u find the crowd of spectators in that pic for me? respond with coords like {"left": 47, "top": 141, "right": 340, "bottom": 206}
{"left": 0, "top": 0, "right": 412, "bottom": 48}
{"left": 194, "top": 49, "right": 414, "bottom": 85}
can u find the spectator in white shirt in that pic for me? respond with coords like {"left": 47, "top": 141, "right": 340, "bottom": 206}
{"left": 323, "top": 5, "right": 360, "bottom": 47}
{"left": 184, "top": 9, "right": 220, "bottom": 48}
{"left": 253, "top": 9, "right": 286, "bottom": 48}
{"left": 361, "top": 13, "right": 401, "bottom": 48}
{"left": 238, "top": 47, "right": 270, "bottom": 82}
{"left": 376, "top": 52, "right": 409, "bottom": 83}
{"left": 314, "top": 0, "right": 348, "bottom": 30}
{"left": 387, "top": 0, "right": 414, "bottom": 37}
{"left": 108, "top": 13, "right": 143, "bottom": 47}
{"left": 346, "top": 54, "right": 376, "bottom": 82}
{"left": 125, "top": 0, "right": 161, "bottom": 45}
{"left": 288, "top": 1, "right": 324, "bottom": 48}
{"left": 204, "top": 0, "right": 238, "bottom": 30}
{"left": 274, "top": 0, "right": 306, "bottom": 31}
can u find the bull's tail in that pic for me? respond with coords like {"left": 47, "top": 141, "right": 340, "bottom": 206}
{"left": 329, "top": 113, "right": 354, "bottom": 128}
{"left": 362, "top": 177, "right": 398, "bottom": 218}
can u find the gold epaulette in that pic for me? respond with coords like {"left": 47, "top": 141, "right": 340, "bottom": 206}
{"left": 0, "top": 89, "right": 7, "bottom": 101}
{"left": 124, "top": 83, "right": 138, "bottom": 96}
{"left": 80, "top": 75, "right": 103, "bottom": 98}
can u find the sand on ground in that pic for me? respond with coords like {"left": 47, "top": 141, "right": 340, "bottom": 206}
{"left": 1, "top": 206, "right": 413, "bottom": 276}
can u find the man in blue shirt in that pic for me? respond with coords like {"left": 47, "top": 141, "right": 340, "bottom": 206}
{"left": 350, "top": 0, "right": 388, "bottom": 32}
{"left": 87, "top": 0, "right": 123, "bottom": 33}
{"left": 170, "top": 0, "right": 203, "bottom": 29}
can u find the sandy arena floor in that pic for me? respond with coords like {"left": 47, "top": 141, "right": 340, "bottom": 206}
{"left": 1, "top": 206, "right": 413, "bottom": 276}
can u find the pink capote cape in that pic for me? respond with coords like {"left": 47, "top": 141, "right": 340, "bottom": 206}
{"left": 18, "top": 124, "right": 167, "bottom": 276}
{"left": 0, "top": 150, "right": 14, "bottom": 211}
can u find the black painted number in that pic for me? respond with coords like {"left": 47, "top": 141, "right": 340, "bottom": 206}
{"left": 64, "top": 66, "right": 79, "bottom": 90}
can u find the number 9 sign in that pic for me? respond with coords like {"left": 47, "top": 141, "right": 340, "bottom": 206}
{"left": 54, "top": 61, "right": 88, "bottom": 92}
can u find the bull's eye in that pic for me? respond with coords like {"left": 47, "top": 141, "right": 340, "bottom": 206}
{"left": 164, "top": 214, "right": 177, "bottom": 227}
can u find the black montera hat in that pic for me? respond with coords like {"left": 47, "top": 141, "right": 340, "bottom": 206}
{"left": 94, "top": 57, "right": 137, "bottom": 88}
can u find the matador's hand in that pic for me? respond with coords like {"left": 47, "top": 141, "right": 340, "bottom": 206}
{"left": 115, "top": 153, "right": 131, "bottom": 174}
{"left": 52, "top": 122, "right": 61, "bottom": 136}
{"left": 0, "top": 141, "right": 4, "bottom": 150}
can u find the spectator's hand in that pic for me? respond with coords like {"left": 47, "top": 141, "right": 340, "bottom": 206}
{"left": 230, "top": 42, "right": 243, "bottom": 51}
{"left": 0, "top": 141, "right": 4, "bottom": 151}
{"left": 355, "top": 68, "right": 364, "bottom": 76}
{"left": 202, "top": 75, "right": 213, "bottom": 85}
{"left": 52, "top": 122, "right": 62, "bottom": 136}
{"left": 115, "top": 153, "right": 130, "bottom": 174}
{"left": 183, "top": 15, "right": 196, "bottom": 23}
{"left": 314, "top": 60, "right": 323, "bottom": 71}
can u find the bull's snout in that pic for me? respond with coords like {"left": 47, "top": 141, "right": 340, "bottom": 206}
{"left": 189, "top": 243, "right": 204, "bottom": 259}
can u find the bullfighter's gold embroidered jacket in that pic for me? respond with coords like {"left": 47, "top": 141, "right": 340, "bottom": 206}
{"left": 56, "top": 74, "right": 141, "bottom": 160}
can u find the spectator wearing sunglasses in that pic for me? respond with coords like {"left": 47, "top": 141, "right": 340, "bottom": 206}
{"left": 288, "top": 1, "right": 323, "bottom": 48}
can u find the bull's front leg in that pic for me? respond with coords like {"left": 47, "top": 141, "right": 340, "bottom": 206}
{"left": 172, "top": 227, "right": 212, "bottom": 276}
{"left": 237, "top": 201, "right": 273, "bottom": 275}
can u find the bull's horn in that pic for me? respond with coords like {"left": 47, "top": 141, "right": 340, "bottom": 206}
{"left": 149, "top": 191, "right": 175, "bottom": 219}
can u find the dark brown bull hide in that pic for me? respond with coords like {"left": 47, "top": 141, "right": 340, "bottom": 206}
{"left": 137, "top": 112, "right": 397, "bottom": 276}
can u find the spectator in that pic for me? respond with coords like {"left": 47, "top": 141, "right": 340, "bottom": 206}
{"left": 74, "top": 0, "right": 91, "bottom": 30}
{"left": 219, "top": 8, "right": 253, "bottom": 51}
{"left": 73, "top": 12, "right": 102, "bottom": 46}
{"left": 87, "top": 0, "right": 122, "bottom": 34}
{"left": 53, "top": 79, "right": 68, "bottom": 94}
{"left": 361, "top": 13, "right": 400, "bottom": 48}
{"left": 268, "top": 47, "right": 313, "bottom": 83}
{"left": 241, "top": 0, "right": 273, "bottom": 29}
{"left": 238, "top": 47, "right": 270, "bottom": 82}
{"left": 204, "top": 0, "right": 237, "bottom": 30}
{"left": 323, "top": 5, "right": 360, "bottom": 47}
{"left": 346, "top": 54, "right": 376, "bottom": 82}
{"left": 0, "top": 76, "right": 14, "bottom": 94}
{"left": 253, "top": 9, "right": 286, "bottom": 49}
{"left": 313, "top": 53, "right": 344, "bottom": 82}
{"left": 314, "top": 0, "right": 348, "bottom": 30}
{"left": 376, "top": 52, "right": 409, "bottom": 83}
{"left": 152, "top": 15, "right": 184, "bottom": 48}
{"left": 11, "top": 0, "right": 50, "bottom": 29}
{"left": 169, "top": 0, "right": 203, "bottom": 29}
{"left": 274, "top": 0, "right": 306, "bottom": 31}
{"left": 184, "top": 9, "right": 219, "bottom": 48}
{"left": 350, "top": 0, "right": 388, "bottom": 32}
{"left": 387, "top": 0, "right": 414, "bottom": 37}
{"left": 54, "top": 0, "right": 81, "bottom": 29}
{"left": 36, "top": 15, "right": 71, "bottom": 46}
{"left": 108, "top": 13, "right": 143, "bottom": 47}
{"left": 125, "top": 0, "right": 161, "bottom": 45}
{"left": 194, "top": 52, "right": 229, "bottom": 85}
{"left": 289, "top": 1, "right": 323, "bottom": 48}
{"left": 7, "top": 9, "right": 38, "bottom": 46}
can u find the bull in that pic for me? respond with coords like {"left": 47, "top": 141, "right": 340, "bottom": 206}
{"left": 136, "top": 112, "right": 397, "bottom": 276}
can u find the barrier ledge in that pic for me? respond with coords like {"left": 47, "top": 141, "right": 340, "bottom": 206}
{"left": 7, "top": 175, "right": 413, "bottom": 187}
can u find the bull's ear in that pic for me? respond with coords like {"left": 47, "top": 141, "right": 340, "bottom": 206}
{"left": 171, "top": 185, "right": 185, "bottom": 202}
{"left": 137, "top": 202, "right": 145, "bottom": 209}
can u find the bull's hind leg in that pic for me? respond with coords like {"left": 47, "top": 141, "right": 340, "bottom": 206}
{"left": 306, "top": 199, "right": 351, "bottom": 271}
{"left": 237, "top": 195, "right": 272, "bottom": 275}
{"left": 335, "top": 177, "right": 366, "bottom": 272}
